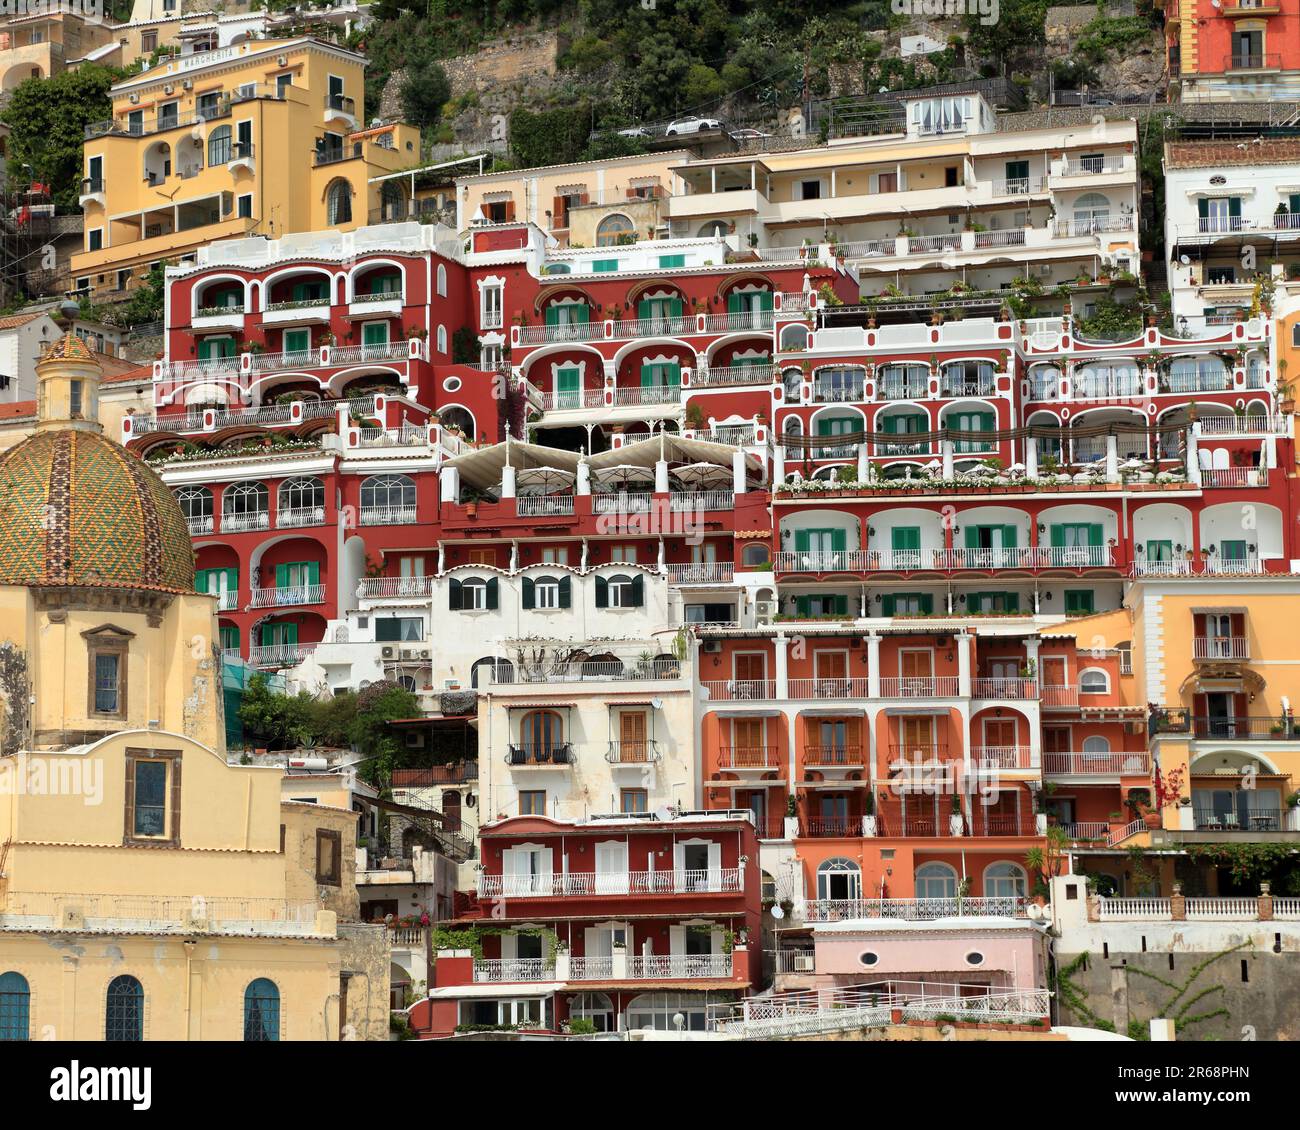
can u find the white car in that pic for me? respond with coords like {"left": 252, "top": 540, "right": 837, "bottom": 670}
{"left": 617, "top": 126, "right": 651, "bottom": 139}
{"left": 728, "top": 128, "right": 771, "bottom": 141}
{"left": 665, "top": 117, "right": 722, "bottom": 136}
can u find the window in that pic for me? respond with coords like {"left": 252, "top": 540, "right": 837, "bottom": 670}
{"left": 1079, "top": 669, "right": 1109, "bottom": 694}
{"left": 983, "top": 862, "right": 1027, "bottom": 899}
{"left": 360, "top": 474, "right": 416, "bottom": 518}
{"left": 915, "top": 862, "right": 958, "bottom": 899}
{"left": 115, "top": 270, "right": 132, "bottom": 292}
{"left": 88, "top": 229, "right": 103, "bottom": 252}
{"left": 222, "top": 482, "right": 269, "bottom": 529}
{"left": 0, "top": 973, "right": 30, "bottom": 1041}
{"left": 608, "top": 545, "right": 637, "bottom": 564}
{"left": 742, "top": 544, "right": 769, "bottom": 567}
{"left": 596, "top": 573, "right": 644, "bottom": 609}
{"left": 375, "top": 617, "right": 423, "bottom": 642}
{"left": 237, "top": 194, "right": 252, "bottom": 219}
{"left": 799, "top": 179, "right": 822, "bottom": 200}
{"left": 1065, "top": 589, "right": 1095, "bottom": 616}
{"left": 86, "top": 627, "right": 130, "bottom": 718}
{"left": 278, "top": 476, "right": 324, "bottom": 516}
{"left": 327, "top": 180, "right": 352, "bottom": 225}
{"left": 596, "top": 214, "right": 634, "bottom": 246}
{"left": 620, "top": 788, "right": 648, "bottom": 813}
{"left": 436, "top": 264, "right": 447, "bottom": 296}
{"left": 105, "top": 976, "right": 144, "bottom": 1041}
{"left": 816, "top": 858, "right": 861, "bottom": 901}
{"left": 243, "top": 979, "right": 280, "bottom": 1041}
{"left": 450, "top": 576, "right": 498, "bottom": 611}
{"left": 523, "top": 575, "right": 570, "bottom": 610}
{"left": 69, "top": 378, "right": 84, "bottom": 417}
{"left": 519, "top": 790, "right": 547, "bottom": 815}
{"left": 207, "top": 125, "right": 231, "bottom": 166}
{"left": 592, "top": 259, "right": 619, "bottom": 272}
{"left": 315, "top": 828, "right": 342, "bottom": 885}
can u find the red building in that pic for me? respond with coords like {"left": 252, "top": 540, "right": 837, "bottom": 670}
{"left": 408, "top": 810, "right": 761, "bottom": 1036}
{"left": 1167, "top": 0, "right": 1300, "bottom": 100}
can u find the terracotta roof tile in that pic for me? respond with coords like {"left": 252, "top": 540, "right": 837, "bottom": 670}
{"left": 0, "top": 313, "right": 45, "bottom": 331}
{"left": 1166, "top": 139, "right": 1300, "bottom": 170}
{"left": 0, "top": 400, "right": 36, "bottom": 420}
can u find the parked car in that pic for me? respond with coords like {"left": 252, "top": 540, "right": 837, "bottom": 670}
{"left": 665, "top": 116, "right": 723, "bottom": 135}
{"left": 728, "top": 128, "right": 771, "bottom": 141}
{"left": 617, "top": 126, "right": 651, "bottom": 139}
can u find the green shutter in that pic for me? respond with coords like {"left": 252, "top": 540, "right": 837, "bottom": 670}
{"left": 1004, "top": 592, "right": 1019, "bottom": 612}
{"left": 486, "top": 577, "right": 499, "bottom": 609}
{"left": 362, "top": 322, "right": 389, "bottom": 346}
{"left": 1002, "top": 525, "right": 1017, "bottom": 548}
{"left": 964, "top": 527, "right": 980, "bottom": 550}
{"left": 669, "top": 297, "right": 683, "bottom": 318}
{"left": 727, "top": 292, "right": 742, "bottom": 314}
{"left": 918, "top": 594, "right": 934, "bottom": 614}
{"left": 284, "top": 329, "right": 310, "bottom": 353}
{"left": 834, "top": 594, "right": 848, "bottom": 616}
{"left": 794, "top": 529, "right": 811, "bottom": 553}
{"left": 449, "top": 578, "right": 462, "bottom": 610}
{"left": 796, "top": 595, "right": 810, "bottom": 617}
{"left": 881, "top": 594, "right": 895, "bottom": 616}
{"left": 544, "top": 306, "right": 559, "bottom": 326}
{"left": 892, "top": 527, "right": 919, "bottom": 551}
{"left": 1049, "top": 525, "right": 1065, "bottom": 548}
{"left": 1228, "top": 197, "right": 1241, "bottom": 219}
{"left": 574, "top": 303, "right": 590, "bottom": 323}
{"left": 522, "top": 577, "right": 535, "bottom": 609}
{"left": 595, "top": 576, "right": 609, "bottom": 608}
{"left": 1087, "top": 524, "right": 1103, "bottom": 547}
{"left": 759, "top": 291, "right": 774, "bottom": 311}
{"left": 195, "top": 569, "right": 210, "bottom": 593}
{"left": 558, "top": 576, "right": 571, "bottom": 608}
{"left": 637, "top": 298, "right": 653, "bottom": 320}
{"left": 308, "top": 561, "right": 320, "bottom": 586}
{"left": 831, "top": 528, "right": 847, "bottom": 551}
{"left": 275, "top": 563, "right": 289, "bottom": 588}
{"left": 1197, "top": 199, "right": 1209, "bottom": 219}
{"left": 631, "top": 575, "right": 644, "bottom": 606}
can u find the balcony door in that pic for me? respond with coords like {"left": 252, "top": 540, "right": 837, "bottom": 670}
{"left": 502, "top": 845, "right": 551, "bottom": 896}
{"left": 675, "top": 840, "right": 720, "bottom": 891}
{"left": 983, "top": 718, "right": 1017, "bottom": 756}
{"left": 619, "top": 711, "right": 647, "bottom": 763}
{"left": 900, "top": 715, "right": 935, "bottom": 758}
{"left": 733, "top": 718, "right": 766, "bottom": 768}
{"left": 733, "top": 652, "right": 767, "bottom": 697}
{"left": 594, "top": 840, "right": 629, "bottom": 894}
{"left": 814, "top": 649, "right": 848, "bottom": 693}
{"left": 899, "top": 648, "right": 934, "bottom": 695}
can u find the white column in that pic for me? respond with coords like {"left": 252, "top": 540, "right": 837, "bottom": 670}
{"left": 580, "top": 538, "right": 589, "bottom": 570}
{"left": 509, "top": 543, "right": 518, "bottom": 571}
{"left": 956, "top": 632, "right": 972, "bottom": 698}
{"left": 1025, "top": 435, "right": 1039, "bottom": 479}
{"left": 439, "top": 466, "right": 460, "bottom": 503}
{"left": 655, "top": 459, "right": 670, "bottom": 494}
{"left": 941, "top": 439, "right": 954, "bottom": 479}
{"left": 732, "top": 450, "right": 747, "bottom": 495}
{"left": 576, "top": 461, "right": 591, "bottom": 495}
{"left": 773, "top": 444, "right": 787, "bottom": 486}
{"left": 437, "top": 544, "right": 446, "bottom": 574}
{"left": 1186, "top": 422, "right": 1200, "bottom": 485}
{"left": 657, "top": 538, "right": 666, "bottom": 574}
{"left": 1265, "top": 434, "right": 1277, "bottom": 469}
{"left": 774, "top": 634, "right": 789, "bottom": 699}
{"left": 500, "top": 464, "right": 516, "bottom": 498}
{"left": 866, "top": 634, "right": 881, "bottom": 698}
{"left": 1105, "top": 435, "right": 1119, "bottom": 483}
{"left": 857, "top": 442, "right": 870, "bottom": 482}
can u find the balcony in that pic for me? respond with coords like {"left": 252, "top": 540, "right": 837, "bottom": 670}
{"left": 803, "top": 896, "right": 1027, "bottom": 922}
{"left": 505, "top": 743, "right": 574, "bottom": 767}
{"left": 473, "top": 958, "right": 555, "bottom": 983}
{"left": 262, "top": 297, "right": 331, "bottom": 326}
{"left": 666, "top": 562, "right": 734, "bottom": 585}
{"left": 517, "top": 494, "right": 575, "bottom": 517}
{"left": 970, "top": 746, "right": 1033, "bottom": 769}
{"left": 1202, "top": 468, "right": 1268, "bottom": 488}
{"left": 717, "top": 745, "right": 783, "bottom": 770}
{"left": 484, "top": 658, "right": 684, "bottom": 684}
{"left": 249, "top": 584, "right": 326, "bottom": 608}
{"left": 593, "top": 492, "right": 651, "bottom": 515}
{"left": 878, "top": 676, "right": 961, "bottom": 697}
{"left": 1225, "top": 52, "right": 1282, "bottom": 70}
{"left": 787, "top": 678, "right": 869, "bottom": 699}
{"left": 971, "top": 677, "right": 1038, "bottom": 700}
{"left": 323, "top": 92, "right": 358, "bottom": 125}
{"left": 773, "top": 550, "right": 875, "bottom": 573}
{"left": 701, "top": 679, "right": 776, "bottom": 702}
{"left": 359, "top": 505, "right": 418, "bottom": 526}
{"left": 1044, "top": 750, "right": 1151, "bottom": 776}
{"left": 693, "top": 364, "right": 773, "bottom": 388}
{"left": 1193, "top": 636, "right": 1250, "bottom": 660}
{"left": 803, "top": 745, "right": 867, "bottom": 768}
{"left": 629, "top": 954, "right": 732, "bottom": 979}
{"left": 669, "top": 491, "right": 734, "bottom": 512}
{"left": 800, "top": 817, "right": 861, "bottom": 838}
{"left": 476, "top": 869, "right": 743, "bottom": 898}
{"left": 605, "top": 740, "right": 662, "bottom": 765}
{"left": 276, "top": 506, "right": 326, "bottom": 529}
{"left": 1194, "top": 806, "right": 1284, "bottom": 832}
{"left": 360, "top": 576, "right": 437, "bottom": 599}
{"left": 1187, "top": 715, "right": 1298, "bottom": 740}
{"left": 222, "top": 509, "right": 271, "bottom": 533}
{"left": 186, "top": 515, "right": 214, "bottom": 536}
{"left": 1040, "top": 685, "right": 1079, "bottom": 709}
{"left": 248, "top": 642, "right": 317, "bottom": 668}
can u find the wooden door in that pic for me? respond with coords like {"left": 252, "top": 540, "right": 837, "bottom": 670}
{"left": 900, "top": 716, "right": 934, "bottom": 755}
{"left": 619, "top": 711, "right": 648, "bottom": 763}
{"left": 815, "top": 650, "right": 848, "bottom": 680}
{"left": 733, "top": 718, "right": 766, "bottom": 767}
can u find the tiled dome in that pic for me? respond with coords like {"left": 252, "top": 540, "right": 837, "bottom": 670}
{"left": 0, "top": 428, "right": 195, "bottom": 592}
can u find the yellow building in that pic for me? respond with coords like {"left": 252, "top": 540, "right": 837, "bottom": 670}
{"left": 0, "top": 336, "right": 388, "bottom": 1040}
{"left": 0, "top": 9, "right": 116, "bottom": 92}
{"left": 72, "top": 35, "right": 421, "bottom": 298}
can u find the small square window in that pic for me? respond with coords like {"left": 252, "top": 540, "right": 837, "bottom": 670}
{"left": 520, "top": 790, "right": 546, "bottom": 815}
{"left": 315, "top": 828, "right": 342, "bottom": 885}
{"left": 620, "top": 789, "right": 648, "bottom": 813}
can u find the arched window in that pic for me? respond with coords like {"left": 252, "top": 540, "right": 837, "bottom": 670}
{"left": 0, "top": 972, "right": 30, "bottom": 1041}
{"left": 277, "top": 476, "right": 324, "bottom": 520}
{"left": 221, "top": 482, "right": 269, "bottom": 531}
{"left": 697, "top": 220, "right": 729, "bottom": 238}
{"left": 472, "top": 656, "right": 510, "bottom": 687}
{"left": 983, "top": 862, "right": 1028, "bottom": 899}
{"left": 782, "top": 368, "right": 802, "bottom": 403}
{"left": 816, "top": 857, "right": 861, "bottom": 901}
{"left": 436, "top": 325, "right": 448, "bottom": 354}
{"left": 625, "top": 992, "right": 709, "bottom": 1032}
{"left": 519, "top": 710, "right": 563, "bottom": 759}
{"left": 105, "top": 975, "right": 144, "bottom": 1041}
{"left": 398, "top": 674, "right": 417, "bottom": 692}
{"left": 915, "top": 861, "right": 958, "bottom": 899}
{"left": 380, "top": 179, "right": 404, "bottom": 221}
{"left": 940, "top": 359, "right": 994, "bottom": 396}
{"left": 783, "top": 415, "right": 803, "bottom": 438}
{"left": 207, "top": 124, "right": 232, "bottom": 166}
{"left": 1079, "top": 668, "right": 1109, "bottom": 694}
{"left": 174, "top": 486, "right": 213, "bottom": 534}
{"left": 780, "top": 323, "right": 809, "bottom": 351}
{"left": 1072, "top": 192, "right": 1111, "bottom": 232}
{"left": 1082, "top": 735, "right": 1111, "bottom": 756}
{"left": 436, "top": 263, "right": 448, "bottom": 297}
{"left": 569, "top": 991, "right": 615, "bottom": 1032}
{"left": 596, "top": 213, "right": 634, "bottom": 246}
{"left": 742, "top": 543, "right": 770, "bottom": 567}
{"left": 243, "top": 978, "right": 280, "bottom": 1041}
{"left": 327, "top": 180, "right": 353, "bottom": 225}
{"left": 360, "top": 474, "right": 415, "bottom": 520}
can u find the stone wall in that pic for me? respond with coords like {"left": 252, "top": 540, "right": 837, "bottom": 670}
{"left": 338, "top": 921, "right": 393, "bottom": 1042}
{"left": 441, "top": 29, "right": 563, "bottom": 99}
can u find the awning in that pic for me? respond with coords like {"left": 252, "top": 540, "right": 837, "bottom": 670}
{"left": 883, "top": 707, "right": 951, "bottom": 716}
{"left": 505, "top": 702, "right": 578, "bottom": 710}
{"left": 704, "top": 706, "right": 784, "bottom": 717}
{"left": 587, "top": 433, "right": 764, "bottom": 474}
{"left": 799, "top": 706, "right": 866, "bottom": 716}
{"left": 425, "top": 982, "right": 566, "bottom": 1000}
{"left": 443, "top": 438, "right": 582, "bottom": 492}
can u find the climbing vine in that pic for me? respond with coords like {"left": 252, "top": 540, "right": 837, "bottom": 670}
{"left": 0, "top": 643, "right": 30, "bottom": 757}
{"left": 1052, "top": 953, "right": 1116, "bottom": 1033}
{"left": 1182, "top": 843, "right": 1300, "bottom": 885}
{"left": 430, "top": 925, "right": 560, "bottom": 963}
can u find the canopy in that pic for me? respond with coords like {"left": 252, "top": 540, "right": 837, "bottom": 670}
{"left": 672, "top": 461, "right": 733, "bottom": 488}
{"left": 593, "top": 463, "right": 656, "bottom": 487}
{"left": 588, "top": 433, "right": 764, "bottom": 475}
{"left": 443, "top": 438, "right": 582, "bottom": 491}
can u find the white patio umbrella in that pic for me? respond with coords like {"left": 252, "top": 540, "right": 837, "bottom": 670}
{"left": 514, "top": 466, "right": 576, "bottom": 493}
{"left": 965, "top": 463, "right": 997, "bottom": 477}
{"left": 593, "top": 463, "right": 656, "bottom": 489}
{"left": 671, "top": 461, "right": 733, "bottom": 489}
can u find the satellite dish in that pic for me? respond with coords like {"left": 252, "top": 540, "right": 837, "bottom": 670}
{"left": 1026, "top": 904, "right": 1045, "bottom": 921}
{"left": 650, "top": 697, "right": 663, "bottom": 711}
{"left": 654, "top": 807, "right": 673, "bottom": 823}
{"left": 1179, "top": 255, "right": 1190, "bottom": 266}
{"left": 770, "top": 904, "right": 785, "bottom": 920}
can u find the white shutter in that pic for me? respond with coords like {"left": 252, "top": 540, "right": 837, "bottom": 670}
{"left": 707, "top": 842, "right": 722, "bottom": 892}
{"left": 669, "top": 924, "right": 685, "bottom": 958}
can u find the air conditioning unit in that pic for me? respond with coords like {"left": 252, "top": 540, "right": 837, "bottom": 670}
{"left": 381, "top": 645, "right": 396, "bottom": 659}
{"left": 755, "top": 600, "right": 777, "bottom": 623}
{"left": 793, "top": 955, "right": 815, "bottom": 972}
{"left": 401, "top": 648, "right": 418, "bottom": 661}
{"left": 420, "top": 647, "right": 433, "bottom": 660}
{"left": 129, "top": 93, "right": 140, "bottom": 104}
{"left": 1124, "top": 720, "right": 1145, "bottom": 735}
{"left": 164, "top": 84, "right": 175, "bottom": 94}
{"left": 702, "top": 639, "right": 723, "bottom": 653}
{"left": 182, "top": 79, "right": 193, "bottom": 90}
{"left": 277, "top": 55, "right": 288, "bottom": 66}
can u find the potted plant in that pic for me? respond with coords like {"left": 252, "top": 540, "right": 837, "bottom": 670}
{"left": 948, "top": 793, "right": 964, "bottom": 837}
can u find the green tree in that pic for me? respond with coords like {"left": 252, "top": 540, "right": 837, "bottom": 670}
{"left": 2, "top": 65, "right": 120, "bottom": 212}
{"left": 400, "top": 58, "right": 452, "bottom": 129}
{"left": 350, "top": 680, "right": 420, "bottom": 784}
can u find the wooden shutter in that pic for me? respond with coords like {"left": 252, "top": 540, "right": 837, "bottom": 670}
{"left": 123, "top": 756, "right": 135, "bottom": 840}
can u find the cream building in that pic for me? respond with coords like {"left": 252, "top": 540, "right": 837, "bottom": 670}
{"left": 0, "top": 336, "right": 388, "bottom": 1041}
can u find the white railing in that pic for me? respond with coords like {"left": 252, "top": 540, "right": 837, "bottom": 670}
{"left": 773, "top": 550, "right": 874, "bottom": 572}
{"left": 970, "top": 745, "right": 1033, "bottom": 769}
{"left": 517, "top": 494, "right": 575, "bottom": 516}
{"left": 669, "top": 491, "right": 734, "bottom": 512}
{"left": 907, "top": 233, "right": 962, "bottom": 253}
{"left": 248, "top": 348, "right": 318, "bottom": 373}
{"left": 709, "top": 423, "right": 759, "bottom": 445}
{"left": 1054, "top": 215, "right": 1135, "bottom": 238}
{"left": 1097, "top": 897, "right": 1172, "bottom": 920}
{"left": 593, "top": 492, "right": 652, "bottom": 514}
{"left": 1186, "top": 897, "right": 1259, "bottom": 921}
{"left": 276, "top": 506, "right": 326, "bottom": 528}
{"left": 775, "top": 948, "right": 817, "bottom": 974}
{"left": 1202, "top": 467, "right": 1268, "bottom": 488}
{"left": 1131, "top": 559, "right": 1193, "bottom": 577}
{"left": 694, "top": 364, "right": 773, "bottom": 388}
{"left": 973, "top": 228, "right": 1026, "bottom": 248}
{"left": 249, "top": 584, "right": 326, "bottom": 608}
{"left": 473, "top": 959, "right": 555, "bottom": 983}
{"left": 802, "top": 897, "right": 1028, "bottom": 922}
{"left": 539, "top": 388, "right": 604, "bottom": 411}
{"left": 1044, "top": 751, "right": 1151, "bottom": 776}
{"left": 212, "top": 403, "right": 294, "bottom": 428}
{"left": 221, "top": 509, "right": 271, "bottom": 533}
{"left": 1198, "top": 414, "right": 1287, "bottom": 435}
{"left": 1057, "top": 822, "right": 1109, "bottom": 841}
{"left": 609, "top": 314, "right": 697, "bottom": 339}
{"left": 1274, "top": 898, "right": 1300, "bottom": 920}
{"left": 787, "top": 677, "right": 869, "bottom": 699}
{"left": 878, "top": 676, "right": 961, "bottom": 697}
{"left": 699, "top": 311, "right": 773, "bottom": 333}
{"left": 666, "top": 562, "right": 734, "bottom": 584}
{"left": 839, "top": 238, "right": 896, "bottom": 257}
{"left": 186, "top": 515, "right": 215, "bottom": 536}
{"left": 0, "top": 892, "right": 325, "bottom": 937}
{"left": 1034, "top": 546, "right": 1114, "bottom": 567}
{"left": 629, "top": 954, "right": 732, "bottom": 979}
{"left": 247, "top": 642, "right": 318, "bottom": 667}
{"left": 214, "top": 591, "right": 238, "bottom": 611}
{"left": 1193, "top": 636, "right": 1249, "bottom": 660}
{"left": 355, "top": 425, "right": 429, "bottom": 448}
{"left": 1107, "top": 817, "right": 1147, "bottom": 846}
{"left": 567, "top": 956, "right": 614, "bottom": 980}
{"left": 476, "top": 869, "right": 743, "bottom": 898}
{"left": 701, "top": 679, "right": 777, "bottom": 702}
{"left": 613, "top": 385, "right": 682, "bottom": 408}
{"left": 971, "top": 677, "right": 1038, "bottom": 699}
{"left": 516, "top": 321, "right": 605, "bottom": 345}
{"left": 361, "top": 576, "right": 436, "bottom": 599}
{"left": 359, "top": 505, "right": 417, "bottom": 525}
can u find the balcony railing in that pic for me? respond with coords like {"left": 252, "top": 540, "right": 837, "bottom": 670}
{"left": 1044, "top": 750, "right": 1152, "bottom": 776}
{"left": 800, "top": 817, "right": 861, "bottom": 838}
{"left": 878, "top": 676, "right": 961, "bottom": 697}
{"left": 476, "top": 869, "right": 743, "bottom": 898}
{"left": 773, "top": 550, "right": 875, "bottom": 573}
{"left": 485, "top": 658, "right": 684, "bottom": 684}
{"left": 701, "top": 679, "right": 776, "bottom": 701}
{"left": 1202, "top": 467, "right": 1268, "bottom": 488}
{"left": 971, "top": 677, "right": 1038, "bottom": 699}
{"left": 593, "top": 492, "right": 652, "bottom": 514}
{"left": 249, "top": 584, "right": 326, "bottom": 608}
{"left": 1193, "top": 636, "right": 1249, "bottom": 660}
{"left": 517, "top": 494, "right": 575, "bottom": 517}
{"left": 361, "top": 576, "right": 436, "bottom": 599}
{"left": 222, "top": 509, "right": 271, "bottom": 533}
{"left": 505, "top": 743, "right": 574, "bottom": 766}
{"left": 1040, "top": 685, "right": 1079, "bottom": 708}
{"left": 666, "top": 562, "right": 734, "bottom": 584}
{"left": 186, "top": 515, "right": 214, "bottom": 536}
{"left": 717, "top": 745, "right": 783, "bottom": 769}
{"left": 803, "top": 897, "right": 1027, "bottom": 922}
{"left": 970, "top": 745, "right": 1033, "bottom": 769}
{"left": 669, "top": 491, "right": 735, "bottom": 512}
{"left": 786, "top": 678, "right": 869, "bottom": 699}
{"left": 605, "top": 740, "right": 662, "bottom": 764}
{"left": 1056, "top": 821, "right": 1110, "bottom": 841}
{"left": 629, "top": 954, "right": 732, "bottom": 979}
{"left": 276, "top": 506, "right": 326, "bottom": 529}
{"left": 907, "top": 233, "right": 962, "bottom": 254}
{"left": 693, "top": 364, "right": 773, "bottom": 388}
{"left": 1194, "top": 806, "right": 1283, "bottom": 832}
{"left": 803, "top": 745, "right": 867, "bottom": 767}
{"left": 473, "top": 959, "right": 554, "bottom": 983}
{"left": 1226, "top": 52, "right": 1281, "bottom": 69}
{"left": 248, "top": 642, "right": 317, "bottom": 667}
{"left": 1187, "top": 716, "right": 1298, "bottom": 740}
{"left": 359, "top": 505, "right": 418, "bottom": 526}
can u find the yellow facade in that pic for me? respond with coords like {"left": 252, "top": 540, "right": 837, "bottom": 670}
{"left": 72, "top": 36, "right": 421, "bottom": 298}
{"left": 0, "top": 337, "right": 389, "bottom": 1041}
{"left": 0, "top": 12, "right": 115, "bottom": 92}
